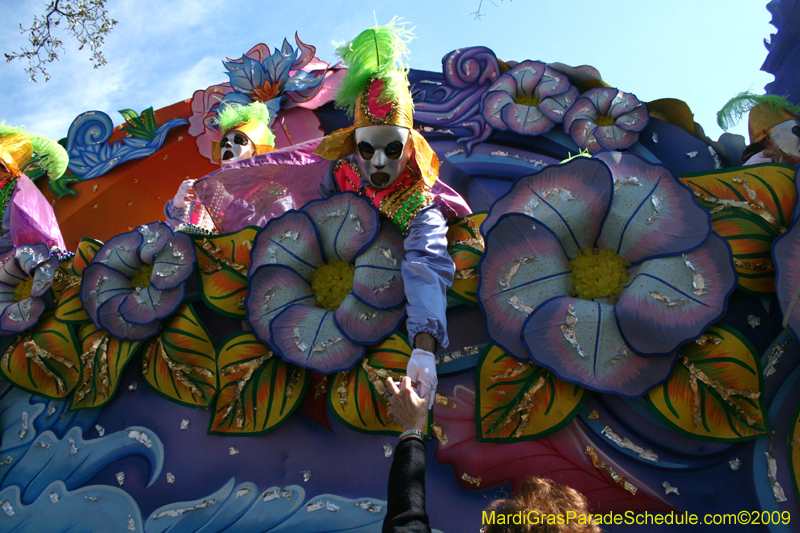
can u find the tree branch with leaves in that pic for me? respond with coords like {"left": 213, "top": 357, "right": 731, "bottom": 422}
{"left": 5, "top": 0, "right": 117, "bottom": 82}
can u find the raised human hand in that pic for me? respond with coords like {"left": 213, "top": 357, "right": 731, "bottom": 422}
{"left": 173, "top": 179, "right": 196, "bottom": 208}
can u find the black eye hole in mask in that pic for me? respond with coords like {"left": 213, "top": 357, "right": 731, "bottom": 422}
{"left": 234, "top": 134, "right": 250, "bottom": 146}
{"left": 793, "top": 125, "right": 800, "bottom": 138}
{"left": 385, "top": 141, "right": 405, "bottom": 159}
{"left": 358, "top": 141, "right": 375, "bottom": 160}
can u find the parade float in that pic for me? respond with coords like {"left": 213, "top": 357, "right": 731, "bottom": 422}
{"left": 0, "top": 2, "right": 799, "bottom": 531}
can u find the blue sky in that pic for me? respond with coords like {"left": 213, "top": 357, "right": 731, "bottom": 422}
{"left": 0, "top": 0, "right": 775, "bottom": 143}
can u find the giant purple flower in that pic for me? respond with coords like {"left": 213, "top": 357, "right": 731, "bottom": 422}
{"left": 478, "top": 152, "right": 736, "bottom": 397}
{"left": 773, "top": 166, "right": 800, "bottom": 341}
{"left": 0, "top": 244, "right": 58, "bottom": 334}
{"left": 563, "top": 87, "right": 649, "bottom": 153}
{"left": 246, "top": 193, "right": 406, "bottom": 374}
{"left": 80, "top": 222, "right": 196, "bottom": 341}
{"left": 481, "top": 61, "right": 579, "bottom": 137}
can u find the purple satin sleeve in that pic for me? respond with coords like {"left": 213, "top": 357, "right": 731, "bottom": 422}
{"left": 403, "top": 206, "right": 454, "bottom": 349}
{"left": 164, "top": 199, "right": 190, "bottom": 228}
{"left": 3, "top": 175, "right": 66, "bottom": 252}
{"left": 195, "top": 138, "right": 326, "bottom": 233}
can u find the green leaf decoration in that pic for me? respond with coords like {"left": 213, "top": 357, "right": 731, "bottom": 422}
{"left": 48, "top": 173, "right": 80, "bottom": 199}
{"left": 646, "top": 324, "right": 769, "bottom": 441}
{"left": 0, "top": 312, "right": 81, "bottom": 399}
{"left": 141, "top": 303, "right": 217, "bottom": 408}
{"left": 679, "top": 163, "right": 796, "bottom": 295}
{"left": 71, "top": 238, "right": 104, "bottom": 276}
{"left": 70, "top": 323, "right": 142, "bottom": 410}
{"left": 210, "top": 332, "right": 308, "bottom": 435}
{"left": 119, "top": 107, "right": 158, "bottom": 141}
{"left": 193, "top": 227, "right": 258, "bottom": 319}
{"left": 54, "top": 283, "right": 90, "bottom": 324}
{"left": 52, "top": 238, "right": 102, "bottom": 324}
{"left": 446, "top": 212, "right": 486, "bottom": 306}
{"left": 477, "top": 344, "right": 585, "bottom": 442}
{"left": 328, "top": 333, "right": 430, "bottom": 436}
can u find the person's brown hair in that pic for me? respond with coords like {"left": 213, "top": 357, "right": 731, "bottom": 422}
{"left": 482, "top": 477, "right": 601, "bottom": 533}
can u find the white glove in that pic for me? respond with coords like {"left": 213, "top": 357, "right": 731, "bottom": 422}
{"left": 406, "top": 348, "right": 438, "bottom": 409}
{"left": 173, "top": 179, "right": 196, "bottom": 209}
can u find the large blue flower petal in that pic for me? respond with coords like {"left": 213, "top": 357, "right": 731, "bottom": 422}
{"left": 96, "top": 294, "right": 161, "bottom": 342}
{"left": 150, "top": 233, "right": 196, "bottom": 291}
{"left": 137, "top": 222, "right": 174, "bottom": 265}
{"left": 616, "top": 233, "right": 736, "bottom": 357}
{"left": 334, "top": 294, "right": 405, "bottom": 345}
{"left": 14, "top": 244, "right": 51, "bottom": 277}
{"left": 483, "top": 157, "right": 613, "bottom": 259}
{"left": 352, "top": 220, "right": 406, "bottom": 309}
{"left": 251, "top": 211, "right": 323, "bottom": 279}
{"left": 246, "top": 264, "right": 315, "bottom": 347}
{"left": 224, "top": 56, "right": 266, "bottom": 93}
{"left": 522, "top": 296, "right": 678, "bottom": 397}
{"left": 302, "top": 193, "right": 379, "bottom": 264}
{"left": 270, "top": 304, "right": 364, "bottom": 374}
{"left": 80, "top": 263, "right": 133, "bottom": 325}
{"left": 30, "top": 257, "right": 58, "bottom": 298}
{"left": 93, "top": 231, "right": 144, "bottom": 278}
{"left": 119, "top": 284, "right": 185, "bottom": 326}
{"left": 0, "top": 298, "right": 45, "bottom": 334}
{"left": 594, "top": 151, "right": 710, "bottom": 264}
{"left": 479, "top": 213, "right": 572, "bottom": 359}
{"left": 775, "top": 217, "right": 800, "bottom": 341}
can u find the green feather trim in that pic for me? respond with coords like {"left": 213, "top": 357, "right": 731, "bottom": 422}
{"left": 717, "top": 91, "right": 800, "bottom": 130}
{"left": 0, "top": 122, "right": 69, "bottom": 179}
{"left": 215, "top": 102, "right": 275, "bottom": 145}
{"left": 333, "top": 17, "right": 414, "bottom": 117}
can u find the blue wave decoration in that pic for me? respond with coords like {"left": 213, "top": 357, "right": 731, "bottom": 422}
{"left": 411, "top": 47, "right": 500, "bottom": 153}
{"left": 1, "top": 425, "right": 163, "bottom": 503}
{"left": 0, "top": 481, "right": 144, "bottom": 532}
{"left": 65, "top": 110, "right": 188, "bottom": 180}
{"left": 143, "top": 478, "right": 445, "bottom": 533}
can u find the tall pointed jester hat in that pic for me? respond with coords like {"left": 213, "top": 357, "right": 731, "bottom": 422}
{"left": 314, "top": 19, "right": 438, "bottom": 187}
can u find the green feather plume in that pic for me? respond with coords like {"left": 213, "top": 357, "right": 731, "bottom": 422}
{"left": 215, "top": 102, "right": 275, "bottom": 146}
{"left": 333, "top": 17, "right": 414, "bottom": 117}
{"left": 717, "top": 91, "right": 800, "bottom": 130}
{"left": 0, "top": 122, "right": 69, "bottom": 179}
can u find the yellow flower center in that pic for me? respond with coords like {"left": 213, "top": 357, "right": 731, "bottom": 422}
{"left": 594, "top": 115, "right": 616, "bottom": 127}
{"left": 515, "top": 94, "right": 540, "bottom": 107}
{"left": 14, "top": 277, "right": 32, "bottom": 302}
{"left": 129, "top": 264, "right": 153, "bottom": 289}
{"left": 568, "top": 248, "right": 630, "bottom": 303}
{"left": 309, "top": 259, "right": 355, "bottom": 310}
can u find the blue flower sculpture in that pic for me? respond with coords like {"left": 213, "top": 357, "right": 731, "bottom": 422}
{"left": 221, "top": 38, "right": 326, "bottom": 117}
{"left": 0, "top": 244, "right": 59, "bottom": 334}
{"left": 246, "top": 193, "right": 407, "bottom": 374}
{"left": 478, "top": 152, "right": 737, "bottom": 397}
{"left": 80, "top": 222, "right": 196, "bottom": 341}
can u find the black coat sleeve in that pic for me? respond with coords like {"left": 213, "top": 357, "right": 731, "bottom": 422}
{"left": 382, "top": 438, "right": 432, "bottom": 533}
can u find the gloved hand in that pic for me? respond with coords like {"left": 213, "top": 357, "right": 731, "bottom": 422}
{"left": 173, "top": 179, "right": 196, "bottom": 209}
{"left": 406, "top": 348, "right": 437, "bottom": 409}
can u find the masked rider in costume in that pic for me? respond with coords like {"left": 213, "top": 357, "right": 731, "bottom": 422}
{"left": 166, "top": 102, "right": 276, "bottom": 232}
{"left": 314, "top": 21, "right": 471, "bottom": 406}
{"left": 718, "top": 92, "right": 800, "bottom": 166}
{"left": 0, "top": 122, "right": 68, "bottom": 254}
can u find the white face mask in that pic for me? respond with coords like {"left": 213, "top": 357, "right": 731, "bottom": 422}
{"left": 354, "top": 125, "right": 413, "bottom": 188}
{"left": 769, "top": 119, "right": 800, "bottom": 163}
{"left": 219, "top": 129, "right": 256, "bottom": 166}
